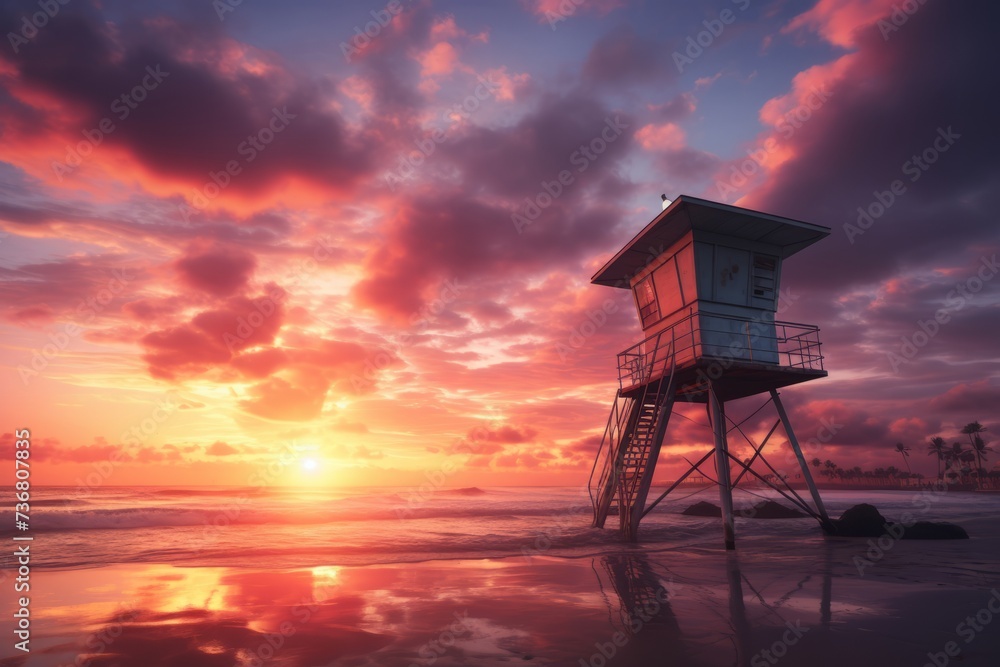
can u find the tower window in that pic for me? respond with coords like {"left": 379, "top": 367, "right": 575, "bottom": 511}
{"left": 635, "top": 277, "right": 660, "bottom": 327}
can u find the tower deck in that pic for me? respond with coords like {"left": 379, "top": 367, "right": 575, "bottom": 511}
{"left": 616, "top": 312, "right": 825, "bottom": 402}
{"left": 621, "top": 360, "right": 826, "bottom": 403}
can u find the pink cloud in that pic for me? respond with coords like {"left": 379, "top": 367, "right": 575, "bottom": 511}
{"left": 239, "top": 371, "right": 332, "bottom": 421}
{"left": 783, "top": 0, "right": 900, "bottom": 48}
{"left": 646, "top": 93, "right": 697, "bottom": 122}
{"left": 417, "top": 41, "right": 460, "bottom": 78}
{"left": 340, "top": 75, "right": 376, "bottom": 114}
{"left": 482, "top": 67, "right": 532, "bottom": 102}
{"left": 727, "top": 55, "right": 856, "bottom": 183}
{"left": 430, "top": 15, "right": 489, "bottom": 43}
{"left": 523, "top": 0, "right": 624, "bottom": 21}
{"left": 10, "top": 305, "right": 55, "bottom": 326}
{"left": 140, "top": 289, "right": 285, "bottom": 379}
{"left": 635, "top": 122, "right": 686, "bottom": 152}
{"left": 929, "top": 381, "right": 1000, "bottom": 415}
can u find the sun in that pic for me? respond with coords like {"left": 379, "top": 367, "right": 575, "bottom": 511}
{"left": 301, "top": 458, "right": 319, "bottom": 472}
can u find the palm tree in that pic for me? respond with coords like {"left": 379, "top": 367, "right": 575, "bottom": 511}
{"left": 895, "top": 442, "right": 912, "bottom": 473}
{"left": 811, "top": 457, "right": 822, "bottom": 470}
{"left": 927, "top": 437, "right": 947, "bottom": 480}
{"left": 942, "top": 442, "right": 960, "bottom": 481}
{"left": 961, "top": 422, "right": 988, "bottom": 484}
{"left": 960, "top": 450, "right": 976, "bottom": 481}
{"left": 947, "top": 442, "right": 966, "bottom": 466}
{"left": 971, "top": 436, "right": 994, "bottom": 474}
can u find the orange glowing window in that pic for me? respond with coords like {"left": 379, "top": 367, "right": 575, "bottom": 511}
{"left": 634, "top": 277, "right": 660, "bottom": 327}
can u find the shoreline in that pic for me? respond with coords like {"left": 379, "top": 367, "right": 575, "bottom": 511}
{"left": 8, "top": 488, "right": 999, "bottom": 665}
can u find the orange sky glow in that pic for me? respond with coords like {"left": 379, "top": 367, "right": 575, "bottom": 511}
{"left": 0, "top": 0, "right": 996, "bottom": 489}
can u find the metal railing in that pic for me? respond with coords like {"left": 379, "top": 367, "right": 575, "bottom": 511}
{"left": 589, "top": 337, "right": 676, "bottom": 524}
{"left": 588, "top": 392, "right": 632, "bottom": 515}
{"left": 617, "top": 312, "right": 824, "bottom": 389}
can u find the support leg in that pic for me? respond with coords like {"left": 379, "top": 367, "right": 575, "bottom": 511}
{"left": 770, "top": 389, "right": 831, "bottom": 527}
{"left": 709, "top": 383, "right": 736, "bottom": 550}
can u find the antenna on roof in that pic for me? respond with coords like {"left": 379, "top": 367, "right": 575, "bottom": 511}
{"left": 661, "top": 194, "right": 672, "bottom": 210}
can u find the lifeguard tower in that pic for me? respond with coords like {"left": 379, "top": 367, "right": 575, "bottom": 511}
{"left": 588, "top": 195, "right": 832, "bottom": 547}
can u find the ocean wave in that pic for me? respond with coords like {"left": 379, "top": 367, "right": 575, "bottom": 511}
{"left": 34, "top": 524, "right": 651, "bottom": 569}
{"left": 11, "top": 488, "right": 994, "bottom": 571}
{"left": 23, "top": 498, "right": 91, "bottom": 507}
{"left": 148, "top": 488, "right": 274, "bottom": 497}
{"left": 9, "top": 502, "right": 595, "bottom": 533}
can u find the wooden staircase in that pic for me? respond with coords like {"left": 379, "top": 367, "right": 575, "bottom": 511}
{"left": 590, "top": 347, "right": 677, "bottom": 541}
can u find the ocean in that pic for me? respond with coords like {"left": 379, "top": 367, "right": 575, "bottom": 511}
{"left": 14, "top": 484, "right": 1000, "bottom": 570}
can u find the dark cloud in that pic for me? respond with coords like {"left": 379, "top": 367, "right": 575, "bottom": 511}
{"left": 746, "top": 0, "right": 1000, "bottom": 293}
{"left": 648, "top": 93, "right": 697, "bottom": 122}
{"left": 0, "top": 255, "right": 137, "bottom": 323}
{"left": 356, "top": 90, "right": 636, "bottom": 321}
{"left": 442, "top": 91, "right": 634, "bottom": 199}
{"left": 175, "top": 246, "right": 257, "bottom": 297}
{"left": 0, "top": 9, "right": 371, "bottom": 195}
{"left": 582, "top": 24, "right": 677, "bottom": 89}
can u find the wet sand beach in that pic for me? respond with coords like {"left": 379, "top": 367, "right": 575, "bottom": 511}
{"left": 5, "top": 523, "right": 1000, "bottom": 667}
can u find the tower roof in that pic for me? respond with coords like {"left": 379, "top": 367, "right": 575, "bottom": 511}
{"left": 591, "top": 195, "right": 831, "bottom": 287}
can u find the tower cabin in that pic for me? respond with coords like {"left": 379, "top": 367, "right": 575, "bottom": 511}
{"left": 588, "top": 195, "right": 832, "bottom": 546}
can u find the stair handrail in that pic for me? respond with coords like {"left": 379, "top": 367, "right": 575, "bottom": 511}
{"left": 588, "top": 393, "right": 621, "bottom": 506}
{"left": 590, "top": 392, "right": 636, "bottom": 511}
{"left": 621, "top": 333, "right": 675, "bottom": 510}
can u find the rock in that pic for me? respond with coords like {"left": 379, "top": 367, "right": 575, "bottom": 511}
{"left": 824, "top": 503, "right": 888, "bottom": 537}
{"left": 682, "top": 501, "right": 721, "bottom": 517}
{"left": 902, "top": 521, "right": 969, "bottom": 540}
{"left": 445, "top": 487, "right": 486, "bottom": 496}
{"left": 743, "top": 500, "right": 808, "bottom": 519}
{"left": 824, "top": 503, "right": 969, "bottom": 539}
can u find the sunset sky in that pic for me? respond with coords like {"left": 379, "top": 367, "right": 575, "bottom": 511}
{"left": 0, "top": 0, "right": 996, "bottom": 488}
